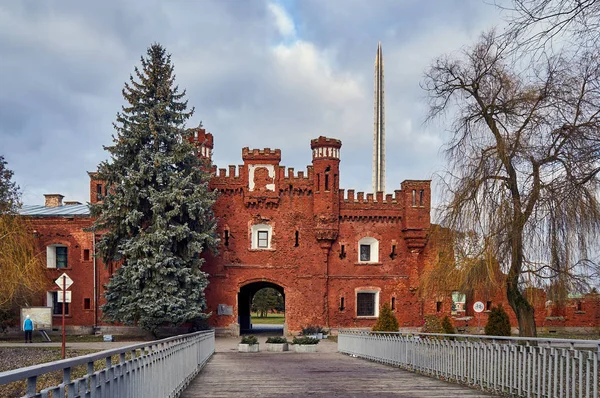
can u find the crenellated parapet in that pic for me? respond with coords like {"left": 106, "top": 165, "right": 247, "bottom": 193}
{"left": 242, "top": 147, "right": 281, "bottom": 162}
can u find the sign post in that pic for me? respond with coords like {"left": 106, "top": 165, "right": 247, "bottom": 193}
{"left": 55, "top": 273, "right": 73, "bottom": 359}
{"left": 473, "top": 301, "right": 485, "bottom": 333}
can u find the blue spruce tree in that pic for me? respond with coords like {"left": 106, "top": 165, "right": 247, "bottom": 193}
{"left": 90, "top": 43, "right": 218, "bottom": 336}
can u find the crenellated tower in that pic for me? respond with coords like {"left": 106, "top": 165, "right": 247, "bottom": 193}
{"left": 400, "top": 180, "right": 431, "bottom": 253}
{"left": 311, "top": 136, "right": 342, "bottom": 246}
{"left": 188, "top": 128, "right": 214, "bottom": 164}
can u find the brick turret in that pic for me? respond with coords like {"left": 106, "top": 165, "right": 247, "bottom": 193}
{"left": 189, "top": 128, "right": 214, "bottom": 163}
{"left": 311, "top": 137, "right": 342, "bottom": 244}
{"left": 400, "top": 180, "right": 431, "bottom": 252}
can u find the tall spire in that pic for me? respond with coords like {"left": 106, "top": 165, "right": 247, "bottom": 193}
{"left": 372, "top": 41, "right": 385, "bottom": 193}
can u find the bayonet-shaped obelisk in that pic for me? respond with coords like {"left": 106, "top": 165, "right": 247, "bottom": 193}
{"left": 372, "top": 42, "right": 385, "bottom": 193}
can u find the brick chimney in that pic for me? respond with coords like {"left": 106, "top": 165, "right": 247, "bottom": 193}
{"left": 44, "top": 194, "right": 64, "bottom": 207}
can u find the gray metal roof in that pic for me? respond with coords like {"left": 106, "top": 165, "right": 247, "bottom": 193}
{"left": 18, "top": 204, "right": 90, "bottom": 217}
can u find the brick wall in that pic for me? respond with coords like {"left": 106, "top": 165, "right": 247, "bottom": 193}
{"left": 21, "top": 131, "right": 600, "bottom": 335}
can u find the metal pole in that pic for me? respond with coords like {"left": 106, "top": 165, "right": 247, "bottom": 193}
{"left": 61, "top": 275, "right": 66, "bottom": 359}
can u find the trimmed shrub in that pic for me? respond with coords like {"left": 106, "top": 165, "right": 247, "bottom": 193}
{"left": 372, "top": 303, "right": 399, "bottom": 332}
{"left": 485, "top": 304, "right": 511, "bottom": 336}
{"left": 266, "top": 336, "right": 288, "bottom": 344}
{"left": 301, "top": 325, "right": 318, "bottom": 335}
{"left": 420, "top": 315, "right": 444, "bottom": 333}
{"left": 441, "top": 315, "right": 455, "bottom": 334}
{"left": 292, "top": 336, "right": 319, "bottom": 345}
{"left": 240, "top": 335, "right": 258, "bottom": 344}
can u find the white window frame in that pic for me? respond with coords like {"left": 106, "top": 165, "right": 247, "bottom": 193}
{"left": 357, "top": 237, "right": 379, "bottom": 263}
{"left": 47, "top": 291, "right": 70, "bottom": 315}
{"left": 46, "top": 244, "right": 68, "bottom": 269}
{"left": 356, "top": 289, "right": 380, "bottom": 318}
{"left": 251, "top": 224, "right": 272, "bottom": 249}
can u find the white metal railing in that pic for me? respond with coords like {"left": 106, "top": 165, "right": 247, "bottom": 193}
{"left": 338, "top": 330, "right": 599, "bottom": 398}
{"left": 0, "top": 330, "right": 214, "bottom": 398}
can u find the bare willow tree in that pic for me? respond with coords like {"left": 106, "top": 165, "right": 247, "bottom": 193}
{"left": 0, "top": 157, "right": 45, "bottom": 329}
{"left": 501, "top": 0, "right": 600, "bottom": 51}
{"left": 423, "top": 31, "right": 600, "bottom": 336}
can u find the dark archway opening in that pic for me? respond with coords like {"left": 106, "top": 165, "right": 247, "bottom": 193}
{"left": 238, "top": 281, "right": 285, "bottom": 335}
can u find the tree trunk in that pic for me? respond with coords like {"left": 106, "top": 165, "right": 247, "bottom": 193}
{"left": 506, "top": 279, "right": 537, "bottom": 337}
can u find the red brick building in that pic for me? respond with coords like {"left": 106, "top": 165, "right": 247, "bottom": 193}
{"left": 19, "top": 129, "right": 600, "bottom": 335}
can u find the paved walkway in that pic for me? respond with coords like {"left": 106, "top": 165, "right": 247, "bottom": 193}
{"left": 181, "top": 336, "right": 493, "bottom": 398}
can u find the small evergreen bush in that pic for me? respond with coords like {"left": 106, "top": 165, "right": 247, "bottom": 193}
{"left": 240, "top": 335, "right": 258, "bottom": 345}
{"left": 301, "top": 325, "right": 318, "bottom": 335}
{"left": 441, "top": 315, "right": 455, "bottom": 334}
{"left": 420, "top": 315, "right": 444, "bottom": 333}
{"left": 266, "top": 337, "right": 288, "bottom": 344}
{"left": 372, "top": 303, "right": 399, "bottom": 332}
{"left": 292, "top": 336, "right": 319, "bottom": 345}
{"left": 485, "top": 304, "right": 511, "bottom": 336}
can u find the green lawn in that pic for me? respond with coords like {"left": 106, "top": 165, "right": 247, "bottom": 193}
{"left": 251, "top": 313, "right": 285, "bottom": 324}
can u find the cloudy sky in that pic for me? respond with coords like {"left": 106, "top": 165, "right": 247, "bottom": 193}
{"left": 0, "top": 0, "right": 508, "bottom": 212}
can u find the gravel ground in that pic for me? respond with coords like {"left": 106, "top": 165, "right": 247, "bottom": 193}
{"left": 0, "top": 347, "right": 100, "bottom": 397}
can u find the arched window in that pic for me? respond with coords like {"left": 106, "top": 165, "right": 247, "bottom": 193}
{"left": 358, "top": 237, "right": 379, "bottom": 263}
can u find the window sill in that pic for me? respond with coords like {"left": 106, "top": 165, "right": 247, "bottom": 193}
{"left": 355, "top": 262, "right": 382, "bottom": 266}
{"left": 355, "top": 316, "right": 377, "bottom": 320}
{"left": 48, "top": 268, "right": 72, "bottom": 271}
{"left": 52, "top": 314, "right": 72, "bottom": 318}
{"left": 249, "top": 248, "right": 275, "bottom": 252}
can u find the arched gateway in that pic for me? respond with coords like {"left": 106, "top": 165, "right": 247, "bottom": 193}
{"left": 238, "top": 281, "right": 285, "bottom": 334}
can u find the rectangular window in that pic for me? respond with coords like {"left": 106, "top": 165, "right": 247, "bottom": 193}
{"left": 257, "top": 231, "right": 269, "bottom": 248}
{"left": 357, "top": 292, "right": 376, "bottom": 316}
{"left": 96, "top": 184, "right": 103, "bottom": 201}
{"left": 419, "top": 190, "right": 424, "bottom": 206}
{"left": 83, "top": 249, "right": 90, "bottom": 261}
{"left": 412, "top": 189, "right": 416, "bottom": 206}
{"left": 451, "top": 292, "right": 466, "bottom": 314}
{"left": 56, "top": 246, "right": 68, "bottom": 268}
{"left": 49, "top": 291, "right": 70, "bottom": 316}
{"left": 224, "top": 230, "right": 229, "bottom": 247}
{"left": 360, "top": 244, "right": 371, "bottom": 262}
{"left": 84, "top": 298, "right": 91, "bottom": 310}
{"left": 294, "top": 230, "right": 299, "bottom": 247}
{"left": 486, "top": 301, "right": 492, "bottom": 311}
{"left": 339, "top": 297, "right": 345, "bottom": 311}
{"left": 391, "top": 297, "right": 396, "bottom": 311}
{"left": 436, "top": 301, "right": 443, "bottom": 312}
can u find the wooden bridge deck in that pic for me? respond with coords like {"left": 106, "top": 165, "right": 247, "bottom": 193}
{"left": 181, "top": 337, "right": 492, "bottom": 398}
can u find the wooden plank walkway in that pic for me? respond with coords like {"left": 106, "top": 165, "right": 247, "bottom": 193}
{"left": 181, "top": 337, "right": 492, "bottom": 398}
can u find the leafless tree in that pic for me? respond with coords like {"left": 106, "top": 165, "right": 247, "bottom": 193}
{"left": 500, "top": 0, "right": 600, "bottom": 51}
{"left": 423, "top": 30, "right": 600, "bottom": 336}
{"left": 0, "top": 215, "right": 46, "bottom": 328}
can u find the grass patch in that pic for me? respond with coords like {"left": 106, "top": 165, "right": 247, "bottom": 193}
{"left": 537, "top": 333, "right": 600, "bottom": 340}
{"left": 250, "top": 313, "right": 285, "bottom": 325}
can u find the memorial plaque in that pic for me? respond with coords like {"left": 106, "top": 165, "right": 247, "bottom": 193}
{"left": 218, "top": 304, "right": 233, "bottom": 315}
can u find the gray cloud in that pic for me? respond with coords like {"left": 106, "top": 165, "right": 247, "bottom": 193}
{"left": 0, "top": 0, "right": 504, "bottom": 211}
